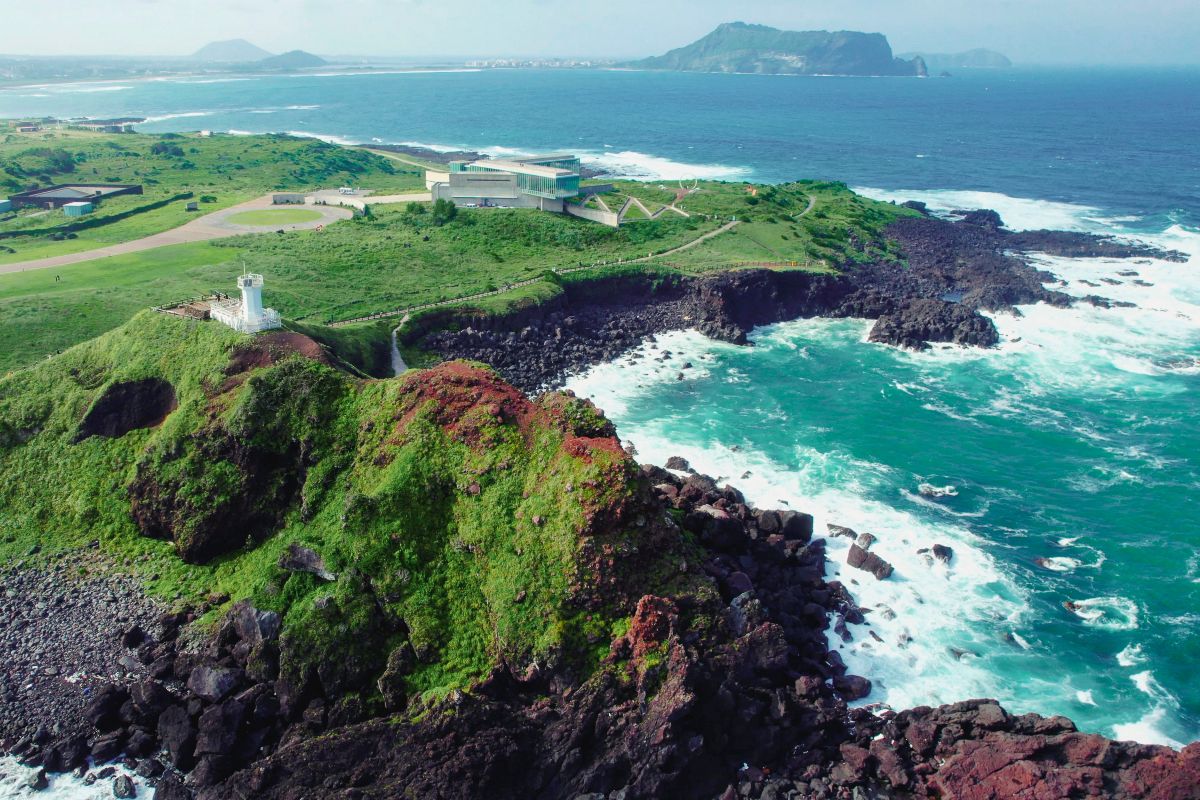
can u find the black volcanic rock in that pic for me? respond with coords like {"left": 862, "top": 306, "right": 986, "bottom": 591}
{"left": 868, "top": 298, "right": 999, "bottom": 350}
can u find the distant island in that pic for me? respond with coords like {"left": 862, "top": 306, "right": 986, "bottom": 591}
{"left": 256, "top": 49, "right": 327, "bottom": 70}
{"left": 625, "top": 21, "right": 928, "bottom": 77}
{"left": 193, "top": 39, "right": 328, "bottom": 70}
{"left": 898, "top": 48, "right": 1013, "bottom": 72}
{"left": 191, "top": 38, "right": 273, "bottom": 62}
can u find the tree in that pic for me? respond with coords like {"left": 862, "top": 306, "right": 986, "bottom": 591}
{"left": 430, "top": 199, "right": 458, "bottom": 226}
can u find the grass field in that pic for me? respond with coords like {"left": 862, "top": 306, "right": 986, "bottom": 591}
{"left": 226, "top": 208, "right": 325, "bottom": 226}
{"left": 0, "top": 136, "right": 919, "bottom": 375}
{"left": 0, "top": 126, "right": 424, "bottom": 263}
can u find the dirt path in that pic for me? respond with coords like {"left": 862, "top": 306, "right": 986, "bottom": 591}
{"left": 331, "top": 219, "right": 744, "bottom": 329}
{"left": 364, "top": 149, "right": 441, "bottom": 172}
{"left": 627, "top": 219, "right": 740, "bottom": 263}
{"left": 0, "top": 195, "right": 352, "bottom": 275}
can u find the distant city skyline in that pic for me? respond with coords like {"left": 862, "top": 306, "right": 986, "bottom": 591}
{"left": 0, "top": 0, "right": 1197, "bottom": 65}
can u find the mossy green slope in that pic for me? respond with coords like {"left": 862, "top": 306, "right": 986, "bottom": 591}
{"left": 0, "top": 311, "right": 698, "bottom": 705}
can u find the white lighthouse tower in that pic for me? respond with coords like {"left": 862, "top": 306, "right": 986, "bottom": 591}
{"left": 210, "top": 270, "right": 282, "bottom": 333}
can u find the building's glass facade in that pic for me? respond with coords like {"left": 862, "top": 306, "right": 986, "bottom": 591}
{"left": 450, "top": 158, "right": 581, "bottom": 199}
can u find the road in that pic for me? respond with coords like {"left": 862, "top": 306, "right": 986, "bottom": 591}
{"left": 0, "top": 195, "right": 352, "bottom": 275}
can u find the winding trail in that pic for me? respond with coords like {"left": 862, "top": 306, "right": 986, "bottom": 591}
{"left": 391, "top": 318, "right": 411, "bottom": 376}
{"left": 331, "top": 219, "right": 744, "bottom": 329}
{"left": 0, "top": 195, "right": 351, "bottom": 275}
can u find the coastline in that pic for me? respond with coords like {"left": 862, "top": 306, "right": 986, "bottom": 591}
{"left": 411, "top": 210, "right": 1181, "bottom": 394}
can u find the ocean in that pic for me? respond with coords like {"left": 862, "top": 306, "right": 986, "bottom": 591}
{"left": 2, "top": 66, "right": 1199, "bottom": 763}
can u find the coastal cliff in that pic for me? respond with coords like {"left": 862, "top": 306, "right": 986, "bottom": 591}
{"left": 626, "top": 22, "right": 927, "bottom": 77}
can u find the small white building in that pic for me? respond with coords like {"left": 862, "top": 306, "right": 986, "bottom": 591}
{"left": 210, "top": 273, "right": 282, "bottom": 334}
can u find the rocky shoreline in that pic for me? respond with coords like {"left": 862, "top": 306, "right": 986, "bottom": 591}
{"left": 3, "top": 461, "right": 1199, "bottom": 798}
{"left": 1, "top": 208, "right": 1196, "bottom": 799}
{"left": 413, "top": 209, "right": 1181, "bottom": 393}
{"left": 0, "top": 557, "right": 162, "bottom": 794}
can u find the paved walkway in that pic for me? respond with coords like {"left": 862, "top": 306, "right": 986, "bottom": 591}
{"left": 309, "top": 191, "right": 431, "bottom": 212}
{"left": 0, "top": 195, "right": 352, "bottom": 275}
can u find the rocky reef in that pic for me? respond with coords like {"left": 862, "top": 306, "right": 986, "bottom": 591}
{"left": 414, "top": 209, "right": 1181, "bottom": 392}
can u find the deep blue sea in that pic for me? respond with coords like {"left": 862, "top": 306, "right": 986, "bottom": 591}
{"left": 2, "top": 67, "right": 1199, "bottom": 757}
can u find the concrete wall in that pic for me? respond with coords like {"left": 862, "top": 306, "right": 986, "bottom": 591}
{"left": 564, "top": 203, "right": 620, "bottom": 228}
{"left": 449, "top": 171, "right": 520, "bottom": 199}
{"left": 425, "top": 170, "right": 450, "bottom": 190}
{"left": 578, "top": 184, "right": 616, "bottom": 197}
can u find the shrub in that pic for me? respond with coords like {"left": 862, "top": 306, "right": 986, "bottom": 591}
{"left": 430, "top": 199, "right": 457, "bottom": 226}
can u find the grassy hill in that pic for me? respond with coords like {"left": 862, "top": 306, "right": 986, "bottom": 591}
{"left": 0, "top": 126, "right": 424, "bottom": 264}
{"left": 0, "top": 311, "right": 700, "bottom": 702}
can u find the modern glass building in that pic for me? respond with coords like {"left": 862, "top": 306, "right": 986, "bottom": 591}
{"left": 449, "top": 155, "right": 581, "bottom": 200}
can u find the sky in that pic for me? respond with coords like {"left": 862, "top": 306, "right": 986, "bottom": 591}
{"left": 0, "top": 0, "right": 1197, "bottom": 65}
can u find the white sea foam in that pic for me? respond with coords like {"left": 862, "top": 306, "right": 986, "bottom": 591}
{"left": 160, "top": 77, "right": 256, "bottom": 84}
{"left": 393, "top": 140, "right": 471, "bottom": 153}
{"left": 1118, "top": 643, "right": 1149, "bottom": 667}
{"left": 1037, "top": 556, "right": 1083, "bottom": 573}
{"left": 285, "top": 130, "right": 361, "bottom": 146}
{"left": 140, "top": 111, "right": 214, "bottom": 123}
{"left": 46, "top": 84, "right": 134, "bottom": 94}
{"left": 1067, "top": 596, "right": 1140, "bottom": 630}
{"left": 853, "top": 187, "right": 1110, "bottom": 232}
{"left": 0, "top": 757, "right": 154, "bottom": 800}
{"left": 1076, "top": 689, "right": 1098, "bottom": 706}
{"left": 1113, "top": 707, "right": 1186, "bottom": 748}
{"left": 581, "top": 150, "right": 751, "bottom": 181}
{"left": 287, "top": 69, "right": 482, "bottom": 79}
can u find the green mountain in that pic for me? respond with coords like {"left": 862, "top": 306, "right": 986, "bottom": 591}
{"left": 0, "top": 311, "right": 689, "bottom": 701}
{"left": 899, "top": 48, "right": 1013, "bottom": 71}
{"left": 627, "top": 22, "right": 927, "bottom": 77}
{"left": 192, "top": 39, "right": 273, "bottom": 62}
{"left": 257, "top": 49, "right": 327, "bottom": 70}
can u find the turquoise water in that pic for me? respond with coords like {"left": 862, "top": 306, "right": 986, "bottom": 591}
{"left": 3, "top": 67, "right": 1199, "bottom": 748}
{"left": 567, "top": 195, "right": 1200, "bottom": 747}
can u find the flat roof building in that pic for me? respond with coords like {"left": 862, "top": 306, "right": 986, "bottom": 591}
{"left": 449, "top": 155, "right": 581, "bottom": 200}
{"left": 10, "top": 183, "right": 143, "bottom": 209}
{"left": 63, "top": 201, "right": 94, "bottom": 217}
{"left": 0, "top": 198, "right": 11, "bottom": 214}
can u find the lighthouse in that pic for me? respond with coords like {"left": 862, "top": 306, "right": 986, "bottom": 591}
{"left": 209, "top": 271, "right": 282, "bottom": 333}
{"left": 237, "top": 273, "right": 266, "bottom": 322}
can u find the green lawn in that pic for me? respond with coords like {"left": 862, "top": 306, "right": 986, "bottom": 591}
{"left": 0, "top": 127, "right": 425, "bottom": 264}
{"left": 0, "top": 242, "right": 238, "bottom": 374}
{"left": 226, "top": 208, "right": 324, "bottom": 226}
